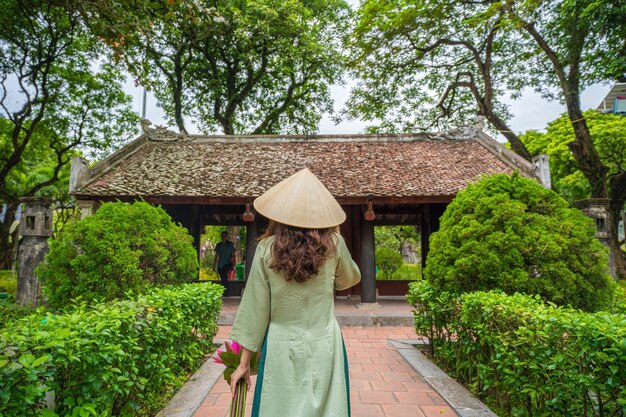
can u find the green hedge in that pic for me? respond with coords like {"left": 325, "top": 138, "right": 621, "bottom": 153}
{"left": 0, "top": 283, "right": 223, "bottom": 417}
{"left": 407, "top": 281, "right": 626, "bottom": 417}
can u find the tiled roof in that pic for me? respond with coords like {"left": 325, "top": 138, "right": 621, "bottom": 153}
{"left": 73, "top": 129, "right": 532, "bottom": 202}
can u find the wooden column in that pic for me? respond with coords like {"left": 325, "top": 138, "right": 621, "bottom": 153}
{"left": 421, "top": 204, "right": 431, "bottom": 270}
{"left": 421, "top": 203, "right": 448, "bottom": 270}
{"left": 358, "top": 209, "right": 377, "bottom": 305}
{"left": 245, "top": 218, "right": 259, "bottom": 280}
{"left": 190, "top": 205, "right": 202, "bottom": 261}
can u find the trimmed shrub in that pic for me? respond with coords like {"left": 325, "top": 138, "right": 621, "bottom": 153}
{"left": 424, "top": 172, "right": 615, "bottom": 311}
{"left": 0, "top": 282, "right": 223, "bottom": 417}
{"left": 37, "top": 201, "right": 199, "bottom": 309}
{"left": 408, "top": 281, "right": 626, "bottom": 417}
{"left": 375, "top": 247, "right": 403, "bottom": 279}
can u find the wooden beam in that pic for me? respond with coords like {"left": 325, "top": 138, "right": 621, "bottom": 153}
{"left": 82, "top": 194, "right": 454, "bottom": 205}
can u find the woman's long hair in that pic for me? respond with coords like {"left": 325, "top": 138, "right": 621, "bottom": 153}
{"left": 259, "top": 221, "right": 339, "bottom": 282}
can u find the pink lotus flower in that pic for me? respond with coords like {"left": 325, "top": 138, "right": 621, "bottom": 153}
{"left": 212, "top": 349, "right": 225, "bottom": 364}
{"left": 212, "top": 340, "right": 243, "bottom": 364}
{"left": 225, "top": 340, "right": 242, "bottom": 354}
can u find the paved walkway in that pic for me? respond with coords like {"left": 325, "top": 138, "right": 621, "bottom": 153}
{"left": 193, "top": 325, "right": 458, "bottom": 417}
{"left": 218, "top": 296, "right": 414, "bottom": 326}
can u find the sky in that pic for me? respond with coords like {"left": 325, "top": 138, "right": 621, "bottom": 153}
{"left": 125, "top": 77, "right": 613, "bottom": 140}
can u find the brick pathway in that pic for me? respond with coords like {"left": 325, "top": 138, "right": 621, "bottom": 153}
{"left": 193, "top": 325, "right": 457, "bottom": 417}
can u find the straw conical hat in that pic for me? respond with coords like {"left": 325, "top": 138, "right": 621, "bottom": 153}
{"left": 253, "top": 168, "right": 346, "bottom": 229}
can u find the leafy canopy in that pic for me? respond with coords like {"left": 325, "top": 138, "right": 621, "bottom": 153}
{"left": 0, "top": 0, "right": 139, "bottom": 269}
{"left": 520, "top": 110, "right": 626, "bottom": 203}
{"left": 346, "top": 0, "right": 626, "bottom": 133}
{"left": 345, "top": 0, "right": 528, "bottom": 133}
{"left": 424, "top": 173, "right": 615, "bottom": 311}
{"left": 375, "top": 247, "right": 404, "bottom": 279}
{"left": 112, "top": 0, "right": 350, "bottom": 134}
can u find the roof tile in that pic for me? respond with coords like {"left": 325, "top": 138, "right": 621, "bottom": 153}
{"left": 75, "top": 135, "right": 517, "bottom": 199}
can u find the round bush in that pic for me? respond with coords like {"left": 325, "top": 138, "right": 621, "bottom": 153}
{"left": 37, "top": 201, "right": 198, "bottom": 308}
{"left": 424, "top": 173, "right": 615, "bottom": 311}
{"left": 376, "top": 247, "right": 404, "bottom": 279}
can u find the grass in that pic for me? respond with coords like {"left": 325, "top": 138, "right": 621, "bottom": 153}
{"left": 0, "top": 270, "right": 17, "bottom": 295}
{"left": 377, "top": 262, "right": 422, "bottom": 280}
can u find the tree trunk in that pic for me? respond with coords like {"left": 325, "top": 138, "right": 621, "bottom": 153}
{"left": 0, "top": 200, "right": 19, "bottom": 270}
{"left": 567, "top": 115, "right": 608, "bottom": 198}
{"left": 482, "top": 106, "right": 532, "bottom": 161}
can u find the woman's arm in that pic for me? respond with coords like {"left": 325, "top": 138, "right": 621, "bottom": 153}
{"left": 230, "top": 346, "right": 253, "bottom": 396}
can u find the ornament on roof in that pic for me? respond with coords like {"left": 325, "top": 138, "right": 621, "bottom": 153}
{"left": 140, "top": 119, "right": 194, "bottom": 142}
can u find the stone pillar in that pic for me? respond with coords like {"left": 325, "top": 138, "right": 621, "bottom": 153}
{"left": 245, "top": 218, "right": 259, "bottom": 281}
{"left": 69, "top": 156, "right": 90, "bottom": 193}
{"left": 77, "top": 199, "right": 95, "bottom": 219}
{"left": 16, "top": 197, "right": 53, "bottom": 306}
{"left": 358, "top": 209, "right": 378, "bottom": 308}
{"left": 532, "top": 154, "right": 552, "bottom": 189}
{"left": 574, "top": 198, "right": 616, "bottom": 277}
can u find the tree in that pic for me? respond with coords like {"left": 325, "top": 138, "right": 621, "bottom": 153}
{"left": 520, "top": 110, "right": 626, "bottom": 271}
{"left": 375, "top": 247, "right": 403, "bottom": 279}
{"left": 424, "top": 173, "right": 616, "bottom": 312}
{"left": 346, "top": 0, "right": 532, "bottom": 159}
{"left": 0, "top": 0, "right": 139, "bottom": 269}
{"left": 348, "top": 0, "right": 626, "bottom": 277}
{"left": 375, "top": 225, "right": 419, "bottom": 252}
{"left": 109, "top": 0, "right": 350, "bottom": 135}
{"left": 521, "top": 110, "right": 626, "bottom": 203}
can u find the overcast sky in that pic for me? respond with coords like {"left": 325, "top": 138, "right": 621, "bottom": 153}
{"left": 126, "top": 78, "right": 612, "bottom": 139}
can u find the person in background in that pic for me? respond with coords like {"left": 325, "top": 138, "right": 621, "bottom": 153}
{"left": 214, "top": 231, "right": 235, "bottom": 294}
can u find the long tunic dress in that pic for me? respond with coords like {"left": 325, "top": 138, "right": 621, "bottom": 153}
{"left": 229, "top": 232, "right": 361, "bottom": 417}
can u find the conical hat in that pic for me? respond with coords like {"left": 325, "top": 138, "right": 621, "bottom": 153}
{"left": 253, "top": 168, "right": 346, "bottom": 229}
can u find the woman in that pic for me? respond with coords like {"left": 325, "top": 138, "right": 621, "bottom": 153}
{"left": 229, "top": 168, "right": 361, "bottom": 417}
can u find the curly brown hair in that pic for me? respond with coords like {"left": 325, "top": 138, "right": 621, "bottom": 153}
{"left": 259, "top": 221, "right": 339, "bottom": 282}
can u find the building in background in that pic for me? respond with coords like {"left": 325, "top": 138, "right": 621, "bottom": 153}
{"left": 598, "top": 83, "right": 626, "bottom": 114}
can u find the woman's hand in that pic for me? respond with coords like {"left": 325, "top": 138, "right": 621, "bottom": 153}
{"left": 230, "top": 364, "right": 251, "bottom": 397}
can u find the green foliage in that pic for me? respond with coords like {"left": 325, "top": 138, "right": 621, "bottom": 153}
{"left": 376, "top": 262, "right": 421, "bottom": 281}
{"left": 408, "top": 281, "right": 626, "bottom": 417}
{"left": 0, "top": 270, "right": 16, "bottom": 295}
{"left": 0, "top": 0, "right": 139, "bottom": 269}
{"left": 0, "top": 283, "right": 223, "bottom": 417}
{"left": 390, "top": 263, "right": 421, "bottom": 280}
{"left": 0, "top": 296, "right": 34, "bottom": 329}
{"left": 200, "top": 253, "right": 215, "bottom": 270}
{"left": 37, "top": 201, "right": 199, "bottom": 309}
{"left": 374, "top": 225, "right": 419, "bottom": 252}
{"left": 375, "top": 247, "right": 403, "bottom": 279}
{"left": 199, "top": 267, "right": 219, "bottom": 281}
{"left": 345, "top": 0, "right": 523, "bottom": 132}
{"left": 346, "top": 0, "right": 626, "bottom": 133}
{"left": 424, "top": 173, "right": 615, "bottom": 311}
{"left": 111, "top": 0, "right": 350, "bottom": 134}
{"left": 520, "top": 110, "right": 626, "bottom": 202}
